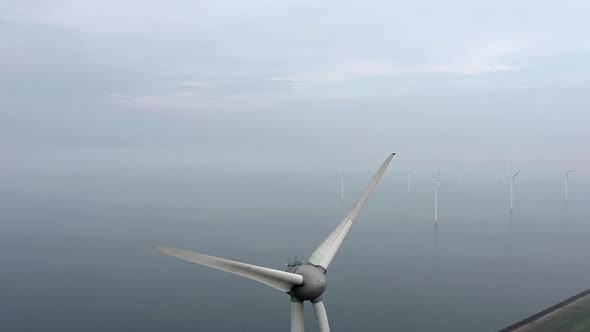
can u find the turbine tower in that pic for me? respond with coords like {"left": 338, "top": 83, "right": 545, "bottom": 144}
{"left": 407, "top": 168, "right": 413, "bottom": 194}
{"left": 155, "top": 153, "right": 395, "bottom": 332}
{"left": 340, "top": 168, "right": 344, "bottom": 204}
{"left": 510, "top": 170, "right": 520, "bottom": 212}
{"left": 565, "top": 165, "right": 576, "bottom": 202}
{"left": 434, "top": 170, "right": 442, "bottom": 224}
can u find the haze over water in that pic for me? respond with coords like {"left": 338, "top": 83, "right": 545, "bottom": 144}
{"left": 2, "top": 162, "right": 589, "bottom": 332}
{"left": 3, "top": 1, "right": 590, "bottom": 331}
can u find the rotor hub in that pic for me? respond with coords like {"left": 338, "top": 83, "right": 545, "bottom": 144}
{"left": 287, "top": 264, "right": 327, "bottom": 301}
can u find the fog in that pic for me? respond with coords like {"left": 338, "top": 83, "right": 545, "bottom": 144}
{"left": 1, "top": 1, "right": 589, "bottom": 331}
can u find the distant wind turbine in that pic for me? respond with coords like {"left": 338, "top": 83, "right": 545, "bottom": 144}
{"left": 155, "top": 154, "right": 395, "bottom": 332}
{"left": 434, "top": 170, "right": 442, "bottom": 224}
{"left": 565, "top": 165, "right": 576, "bottom": 202}
{"left": 340, "top": 168, "right": 344, "bottom": 204}
{"left": 407, "top": 168, "right": 413, "bottom": 194}
{"left": 510, "top": 170, "right": 520, "bottom": 212}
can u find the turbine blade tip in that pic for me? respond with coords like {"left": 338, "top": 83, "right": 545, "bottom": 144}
{"left": 153, "top": 245, "right": 169, "bottom": 253}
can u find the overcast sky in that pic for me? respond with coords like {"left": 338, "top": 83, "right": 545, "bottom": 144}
{"left": 2, "top": 0, "right": 589, "bottom": 173}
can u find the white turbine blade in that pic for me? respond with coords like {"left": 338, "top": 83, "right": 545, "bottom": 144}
{"left": 513, "top": 170, "right": 520, "bottom": 177}
{"left": 568, "top": 169, "right": 576, "bottom": 173}
{"left": 291, "top": 300, "right": 305, "bottom": 332}
{"left": 155, "top": 246, "right": 303, "bottom": 292}
{"left": 308, "top": 153, "right": 395, "bottom": 270}
{"left": 312, "top": 301, "right": 330, "bottom": 332}
{"left": 437, "top": 182, "right": 444, "bottom": 200}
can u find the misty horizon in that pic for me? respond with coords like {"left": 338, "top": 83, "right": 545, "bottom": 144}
{"left": 2, "top": 1, "right": 589, "bottom": 331}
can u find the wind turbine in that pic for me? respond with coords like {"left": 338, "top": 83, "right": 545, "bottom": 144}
{"left": 407, "top": 168, "right": 413, "bottom": 194}
{"left": 155, "top": 153, "right": 395, "bottom": 332}
{"left": 434, "top": 170, "right": 442, "bottom": 224}
{"left": 340, "top": 168, "right": 344, "bottom": 204}
{"left": 510, "top": 170, "right": 520, "bottom": 212}
{"left": 565, "top": 165, "right": 576, "bottom": 202}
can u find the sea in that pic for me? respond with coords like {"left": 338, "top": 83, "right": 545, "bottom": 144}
{"left": 2, "top": 163, "right": 589, "bottom": 331}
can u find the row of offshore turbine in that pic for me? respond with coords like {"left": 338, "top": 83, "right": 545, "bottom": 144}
{"left": 154, "top": 154, "right": 576, "bottom": 332}
{"left": 339, "top": 162, "right": 577, "bottom": 225}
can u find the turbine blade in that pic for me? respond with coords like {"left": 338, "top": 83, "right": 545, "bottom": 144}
{"left": 437, "top": 183, "right": 444, "bottom": 200}
{"left": 308, "top": 153, "right": 395, "bottom": 270}
{"left": 155, "top": 246, "right": 303, "bottom": 292}
{"left": 291, "top": 299, "right": 305, "bottom": 332}
{"left": 513, "top": 171, "right": 520, "bottom": 177}
{"left": 312, "top": 301, "right": 330, "bottom": 332}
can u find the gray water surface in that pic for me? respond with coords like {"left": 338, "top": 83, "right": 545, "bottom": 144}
{"left": 2, "top": 166, "right": 589, "bottom": 331}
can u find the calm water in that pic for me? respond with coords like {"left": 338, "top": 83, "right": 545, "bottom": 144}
{"left": 2, "top": 165, "right": 589, "bottom": 331}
